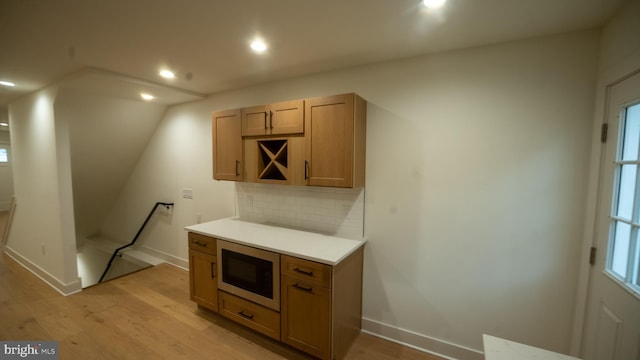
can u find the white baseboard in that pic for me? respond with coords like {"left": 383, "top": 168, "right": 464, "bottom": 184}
{"left": 3, "top": 246, "right": 82, "bottom": 296}
{"left": 361, "top": 318, "right": 485, "bottom": 360}
{"left": 139, "top": 245, "right": 188, "bottom": 270}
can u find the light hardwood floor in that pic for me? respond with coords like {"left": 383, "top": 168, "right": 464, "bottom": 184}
{"left": 0, "top": 252, "right": 444, "bottom": 360}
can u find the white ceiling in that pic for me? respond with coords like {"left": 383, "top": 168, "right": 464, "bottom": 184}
{"left": 0, "top": 0, "right": 627, "bottom": 107}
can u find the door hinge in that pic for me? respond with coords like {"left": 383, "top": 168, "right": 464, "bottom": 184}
{"left": 589, "top": 247, "right": 597, "bottom": 265}
{"left": 601, "top": 123, "right": 608, "bottom": 143}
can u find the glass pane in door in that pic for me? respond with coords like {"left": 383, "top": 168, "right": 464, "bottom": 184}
{"left": 611, "top": 221, "right": 631, "bottom": 278}
{"left": 616, "top": 164, "right": 637, "bottom": 220}
{"left": 621, "top": 107, "right": 640, "bottom": 161}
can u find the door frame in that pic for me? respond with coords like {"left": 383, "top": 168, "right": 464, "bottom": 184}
{"left": 571, "top": 67, "right": 640, "bottom": 356}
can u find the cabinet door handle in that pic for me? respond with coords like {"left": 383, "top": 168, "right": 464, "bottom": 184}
{"left": 294, "top": 267, "right": 314, "bottom": 276}
{"left": 210, "top": 262, "right": 216, "bottom": 279}
{"left": 269, "top": 111, "right": 273, "bottom": 129}
{"left": 293, "top": 283, "right": 313, "bottom": 292}
{"left": 235, "top": 160, "right": 240, "bottom": 176}
{"left": 238, "top": 310, "right": 254, "bottom": 320}
{"left": 193, "top": 240, "right": 208, "bottom": 248}
{"left": 264, "top": 112, "right": 268, "bottom": 129}
{"left": 304, "top": 161, "right": 309, "bottom": 180}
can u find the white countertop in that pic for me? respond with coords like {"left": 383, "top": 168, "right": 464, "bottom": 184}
{"left": 483, "top": 335, "right": 581, "bottom": 360}
{"left": 185, "top": 218, "right": 365, "bottom": 265}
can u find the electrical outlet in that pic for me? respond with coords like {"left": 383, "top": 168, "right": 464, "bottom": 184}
{"left": 41, "top": 243, "right": 46, "bottom": 255}
{"left": 196, "top": 213, "right": 201, "bottom": 224}
{"left": 342, "top": 204, "right": 351, "bottom": 217}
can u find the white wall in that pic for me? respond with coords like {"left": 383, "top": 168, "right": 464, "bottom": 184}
{"left": 597, "top": 0, "right": 640, "bottom": 82}
{"left": 6, "top": 88, "right": 81, "bottom": 294}
{"left": 98, "top": 99, "right": 237, "bottom": 266}
{"left": 101, "top": 29, "right": 599, "bottom": 358}
{"left": 358, "top": 30, "right": 597, "bottom": 358}
{"left": 573, "top": 0, "right": 640, "bottom": 355}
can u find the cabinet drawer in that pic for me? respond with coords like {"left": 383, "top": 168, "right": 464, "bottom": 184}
{"left": 188, "top": 232, "right": 216, "bottom": 255}
{"left": 281, "top": 255, "right": 331, "bottom": 288}
{"left": 218, "top": 291, "right": 281, "bottom": 341}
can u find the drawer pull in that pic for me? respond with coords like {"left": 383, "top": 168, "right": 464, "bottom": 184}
{"left": 293, "top": 267, "right": 314, "bottom": 276}
{"left": 193, "top": 240, "right": 208, "bottom": 248}
{"left": 238, "top": 310, "right": 254, "bottom": 320}
{"left": 293, "top": 283, "right": 313, "bottom": 292}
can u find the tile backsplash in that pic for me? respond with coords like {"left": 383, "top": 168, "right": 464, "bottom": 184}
{"left": 235, "top": 183, "right": 365, "bottom": 240}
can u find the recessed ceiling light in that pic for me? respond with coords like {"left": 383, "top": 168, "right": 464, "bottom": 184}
{"left": 140, "top": 93, "right": 155, "bottom": 101}
{"left": 250, "top": 39, "right": 267, "bottom": 53}
{"left": 0, "top": 80, "right": 15, "bottom": 87}
{"left": 0, "top": 123, "right": 8, "bottom": 127}
{"left": 423, "top": 0, "right": 446, "bottom": 8}
{"left": 159, "top": 70, "right": 175, "bottom": 79}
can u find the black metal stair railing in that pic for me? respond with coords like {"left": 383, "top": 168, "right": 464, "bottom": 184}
{"left": 98, "top": 202, "right": 174, "bottom": 283}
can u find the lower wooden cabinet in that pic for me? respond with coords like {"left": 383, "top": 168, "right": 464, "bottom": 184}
{"left": 188, "top": 235, "right": 218, "bottom": 311}
{"left": 281, "top": 276, "right": 331, "bottom": 359}
{"left": 188, "top": 232, "right": 364, "bottom": 360}
{"left": 280, "top": 249, "right": 363, "bottom": 360}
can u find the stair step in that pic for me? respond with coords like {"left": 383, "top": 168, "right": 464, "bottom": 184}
{"left": 121, "top": 249, "right": 163, "bottom": 266}
{"left": 77, "top": 237, "right": 164, "bottom": 288}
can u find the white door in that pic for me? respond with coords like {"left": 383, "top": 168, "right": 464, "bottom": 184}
{"left": 583, "top": 71, "right": 640, "bottom": 360}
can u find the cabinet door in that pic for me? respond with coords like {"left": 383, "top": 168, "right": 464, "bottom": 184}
{"left": 306, "top": 94, "right": 361, "bottom": 187}
{"left": 242, "top": 105, "right": 269, "bottom": 136}
{"left": 213, "top": 109, "right": 243, "bottom": 181}
{"left": 189, "top": 250, "right": 218, "bottom": 312}
{"left": 281, "top": 276, "right": 331, "bottom": 359}
{"left": 270, "top": 100, "right": 304, "bottom": 135}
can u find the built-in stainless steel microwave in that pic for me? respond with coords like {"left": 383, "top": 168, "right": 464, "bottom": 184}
{"left": 217, "top": 240, "right": 280, "bottom": 311}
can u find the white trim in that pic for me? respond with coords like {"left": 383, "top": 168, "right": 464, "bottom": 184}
{"left": 3, "top": 246, "right": 82, "bottom": 296}
{"left": 571, "top": 67, "right": 640, "bottom": 356}
{"left": 361, "top": 317, "right": 484, "bottom": 360}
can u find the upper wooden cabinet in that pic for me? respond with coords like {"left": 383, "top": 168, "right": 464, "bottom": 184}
{"left": 213, "top": 109, "right": 243, "bottom": 181}
{"left": 212, "top": 93, "right": 366, "bottom": 188}
{"left": 305, "top": 93, "right": 366, "bottom": 188}
{"left": 242, "top": 100, "right": 304, "bottom": 137}
{"left": 243, "top": 136, "right": 306, "bottom": 186}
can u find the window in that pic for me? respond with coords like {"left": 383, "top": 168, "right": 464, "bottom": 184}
{"left": 609, "top": 102, "right": 640, "bottom": 292}
{"left": 0, "top": 148, "right": 7, "bottom": 163}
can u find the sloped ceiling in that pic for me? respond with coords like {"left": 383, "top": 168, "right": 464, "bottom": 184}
{"left": 0, "top": 0, "right": 627, "bottom": 106}
{"left": 56, "top": 88, "right": 168, "bottom": 240}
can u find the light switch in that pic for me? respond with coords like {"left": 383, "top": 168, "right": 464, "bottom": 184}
{"left": 182, "top": 188, "right": 193, "bottom": 199}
